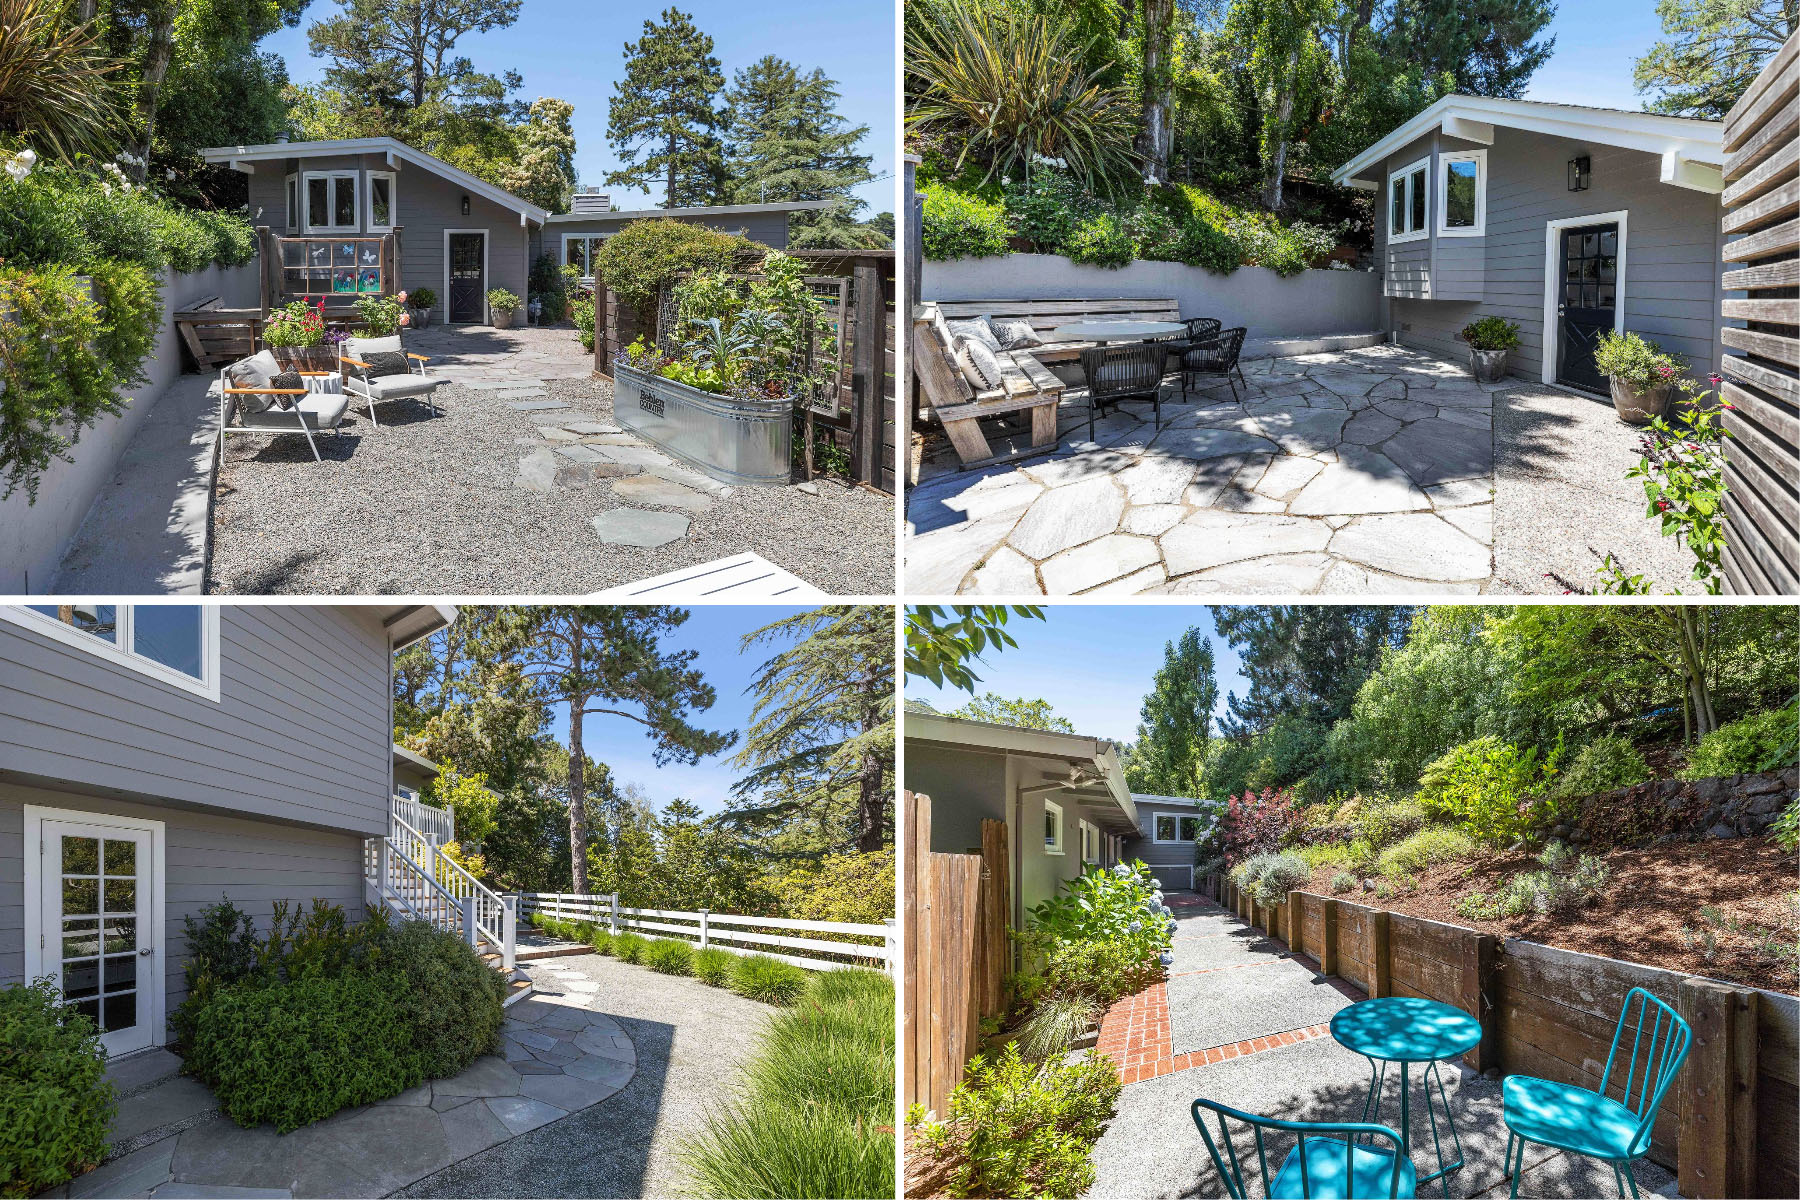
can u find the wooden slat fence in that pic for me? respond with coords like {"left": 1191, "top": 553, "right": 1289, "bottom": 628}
{"left": 518, "top": 892, "right": 894, "bottom": 973}
{"left": 1208, "top": 875, "right": 1797, "bottom": 1198}
{"left": 1718, "top": 29, "right": 1799, "bottom": 593}
{"left": 903, "top": 791, "right": 1009, "bottom": 1118}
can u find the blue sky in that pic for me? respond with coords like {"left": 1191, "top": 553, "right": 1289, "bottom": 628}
{"left": 537, "top": 605, "right": 817, "bottom": 818}
{"left": 262, "top": 0, "right": 895, "bottom": 215}
{"left": 1522, "top": 2, "right": 1665, "bottom": 111}
{"left": 910, "top": 607, "right": 1251, "bottom": 748}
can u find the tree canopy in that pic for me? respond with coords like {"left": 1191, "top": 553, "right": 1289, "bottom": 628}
{"left": 1125, "top": 627, "right": 1218, "bottom": 797}
{"left": 605, "top": 6, "right": 726, "bottom": 207}
{"left": 1633, "top": 0, "right": 1798, "bottom": 118}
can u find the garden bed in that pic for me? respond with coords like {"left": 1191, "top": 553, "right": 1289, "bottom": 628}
{"left": 1299, "top": 835, "right": 1797, "bottom": 993}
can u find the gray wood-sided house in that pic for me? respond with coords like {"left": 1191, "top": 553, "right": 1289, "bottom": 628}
{"left": 1121, "top": 794, "right": 1212, "bottom": 892}
{"left": 1331, "top": 96, "right": 1727, "bottom": 393}
{"left": 0, "top": 603, "right": 453, "bottom": 1058}
{"left": 904, "top": 709, "right": 1137, "bottom": 928}
{"left": 543, "top": 196, "right": 835, "bottom": 288}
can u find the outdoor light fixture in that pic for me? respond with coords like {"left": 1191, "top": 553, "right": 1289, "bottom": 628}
{"left": 1568, "top": 156, "right": 1591, "bottom": 191}
{"left": 460, "top": 193, "right": 470, "bottom": 216}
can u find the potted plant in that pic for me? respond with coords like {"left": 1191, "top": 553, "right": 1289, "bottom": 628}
{"left": 407, "top": 286, "right": 436, "bottom": 328}
{"left": 486, "top": 287, "right": 521, "bottom": 329}
{"left": 261, "top": 299, "right": 334, "bottom": 372}
{"left": 351, "top": 293, "right": 408, "bottom": 337}
{"left": 1459, "top": 315, "right": 1520, "bottom": 383}
{"left": 1593, "top": 329, "right": 1679, "bottom": 424}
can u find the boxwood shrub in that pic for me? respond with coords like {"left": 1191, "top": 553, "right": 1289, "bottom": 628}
{"left": 0, "top": 980, "right": 114, "bottom": 1195}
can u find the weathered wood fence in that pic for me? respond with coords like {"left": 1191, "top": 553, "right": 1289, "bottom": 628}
{"left": 519, "top": 892, "right": 895, "bottom": 973}
{"left": 903, "top": 791, "right": 1010, "bottom": 1117}
{"left": 1718, "top": 29, "right": 1798, "bottom": 593}
{"left": 1210, "top": 877, "right": 1798, "bottom": 1199}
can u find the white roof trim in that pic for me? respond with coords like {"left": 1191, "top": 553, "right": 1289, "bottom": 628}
{"left": 907, "top": 710, "right": 1137, "bottom": 826}
{"left": 545, "top": 199, "right": 837, "bottom": 224}
{"left": 1331, "top": 95, "right": 1725, "bottom": 191}
{"left": 200, "top": 137, "right": 548, "bottom": 224}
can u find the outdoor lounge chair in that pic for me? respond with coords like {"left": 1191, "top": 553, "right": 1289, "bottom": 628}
{"left": 1191, "top": 1096, "right": 1415, "bottom": 1198}
{"left": 1162, "top": 316, "right": 1223, "bottom": 376}
{"left": 1181, "top": 326, "right": 1249, "bottom": 402}
{"left": 216, "top": 350, "right": 348, "bottom": 463}
{"left": 1501, "top": 987, "right": 1689, "bottom": 1199}
{"left": 1079, "top": 341, "right": 1167, "bottom": 438}
{"left": 340, "top": 334, "right": 443, "bottom": 428}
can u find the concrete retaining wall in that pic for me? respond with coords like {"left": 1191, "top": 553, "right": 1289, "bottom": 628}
{"left": 0, "top": 261, "right": 259, "bottom": 592}
{"left": 922, "top": 252, "right": 1383, "bottom": 340}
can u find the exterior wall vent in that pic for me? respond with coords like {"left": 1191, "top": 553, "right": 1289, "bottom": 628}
{"left": 570, "top": 191, "right": 611, "bottom": 215}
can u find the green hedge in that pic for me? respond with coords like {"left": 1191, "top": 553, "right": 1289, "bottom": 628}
{"left": 1683, "top": 703, "right": 1798, "bottom": 779}
{"left": 0, "top": 980, "right": 114, "bottom": 1196}
{"left": 0, "top": 160, "right": 256, "bottom": 276}
{"left": 920, "top": 187, "right": 1012, "bottom": 261}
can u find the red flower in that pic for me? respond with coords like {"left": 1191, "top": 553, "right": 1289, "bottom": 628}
{"left": 1656, "top": 500, "right": 1670, "bottom": 511}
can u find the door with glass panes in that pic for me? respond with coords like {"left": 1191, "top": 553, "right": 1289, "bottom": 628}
{"left": 35, "top": 814, "right": 159, "bottom": 1056}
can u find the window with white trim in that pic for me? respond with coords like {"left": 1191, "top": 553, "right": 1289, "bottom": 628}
{"left": 1044, "top": 799, "right": 1064, "bottom": 855}
{"left": 1155, "top": 813, "right": 1206, "bottom": 842}
{"left": 367, "top": 172, "right": 396, "bottom": 232}
{"left": 1388, "top": 157, "right": 1429, "bottom": 243}
{"left": 284, "top": 175, "right": 299, "bottom": 232}
{"left": 562, "top": 233, "right": 611, "bottom": 283}
{"left": 1079, "top": 820, "right": 1098, "bottom": 864}
{"left": 1438, "top": 150, "right": 1486, "bottom": 236}
{"left": 2, "top": 605, "right": 220, "bottom": 700}
{"left": 304, "top": 171, "right": 359, "bottom": 232}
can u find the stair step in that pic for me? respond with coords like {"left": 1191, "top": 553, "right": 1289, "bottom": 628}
{"left": 517, "top": 944, "right": 592, "bottom": 961}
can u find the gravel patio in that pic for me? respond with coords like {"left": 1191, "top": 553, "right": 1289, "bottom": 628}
{"left": 905, "top": 345, "right": 1691, "bottom": 596}
{"left": 208, "top": 324, "right": 893, "bottom": 595}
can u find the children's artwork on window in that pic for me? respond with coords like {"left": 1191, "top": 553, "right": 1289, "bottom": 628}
{"left": 333, "top": 269, "right": 356, "bottom": 293}
{"left": 309, "top": 241, "right": 329, "bottom": 266}
{"left": 359, "top": 268, "right": 381, "bottom": 293}
{"left": 334, "top": 242, "right": 356, "bottom": 267}
{"left": 361, "top": 245, "right": 380, "bottom": 266}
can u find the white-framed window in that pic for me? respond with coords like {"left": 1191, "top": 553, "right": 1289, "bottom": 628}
{"left": 1, "top": 605, "right": 220, "bottom": 701}
{"left": 1154, "top": 814, "right": 1208, "bottom": 843}
{"left": 1388, "top": 156, "right": 1429, "bottom": 243}
{"left": 367, "top": 171, "right": 397, "bottom": 233}
{"left": 1044, "top": 799, "right": 1064, "bottom": 855}
{"left": 562, "top": 233, "right": 611, "bottom": 283}
{"left": 304, "top": 171, "right": 359, "bottom": 232}
{"left": 1438, "top": 149, "right": 1486, "bottom": 237}
{"left": 284, "top": 174, "right": 299, "bottom": 232}
{"left": 1079, "top": 820, "right": 1098, "bottom": 864}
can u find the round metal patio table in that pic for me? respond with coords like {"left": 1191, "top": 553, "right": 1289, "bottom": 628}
{"left": 1330, "top": 996, "right": 1482, "bottom": 1198}
{"left": 1049, "top": 319, "right": 1187, "bottom": 344}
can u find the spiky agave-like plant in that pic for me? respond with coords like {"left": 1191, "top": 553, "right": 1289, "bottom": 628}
{"left": 906, "top": 0, "right": 1140, "bottom": 194}
{"left": 0, "top": 0, "right": 124, "bottom": 161}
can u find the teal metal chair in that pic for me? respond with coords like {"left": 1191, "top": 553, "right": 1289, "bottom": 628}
{"left": 1502, "top": 986, "right": 1691, "bottom": 1199}
{"left": 1192, "top": 1097, "right": 1416, "bottom": 1198}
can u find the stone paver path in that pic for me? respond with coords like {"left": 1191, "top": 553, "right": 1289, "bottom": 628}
{"left": 60, "top": 979, "right": 635, "bottom": 1199}
{"left": 403, "top": 323, "right": 598, "bottom": 384}
{"left": 908, "top": 344, "right": 1511, "bottom": 594}
{"left": 1086, "top": 895, "right": 1678, "bottom": 1199}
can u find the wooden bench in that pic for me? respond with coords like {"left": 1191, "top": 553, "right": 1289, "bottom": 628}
{"left": 913, "top": 302, "right": 1065, "bottom": 469}
{"left": 932, "top": 297, "right": 1182, "bottom": 366}
{"left": 174, "top": 299, "right": 264, "bottom": 371}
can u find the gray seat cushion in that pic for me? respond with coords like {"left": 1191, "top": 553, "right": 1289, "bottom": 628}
{"left": 346, "top": 372, "right": 441, "bottom": 401}
{"left": 223, "top": 349, "right": 284, "bottom": 414}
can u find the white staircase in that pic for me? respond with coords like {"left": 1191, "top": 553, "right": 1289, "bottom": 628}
{"left": 364, "top": 797, "right": 531, "bottom": 1005}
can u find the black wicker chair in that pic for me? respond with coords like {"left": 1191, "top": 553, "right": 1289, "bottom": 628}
{"left": 1078, "top": 341, "right": 1167, "bottom": 438}
{"left": 1162, "top": 316, "right": 1222, "bottom": 376}
{"left": 1181, "top": 326, "right": 1248, "bottom": 402}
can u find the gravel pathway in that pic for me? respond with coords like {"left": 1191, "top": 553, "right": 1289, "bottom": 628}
{"left": 394, "top": 953, "right": 773, "bottom": 1199}
{"left": 209, "top": 372, "right": 893, "bottom": 595}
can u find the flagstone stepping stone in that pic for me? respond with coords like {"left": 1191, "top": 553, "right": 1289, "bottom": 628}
{"left": 597, "top": 444, "right": 673, "bottom": 468}
{"left": 648, "top": 465, "right": 733, "bottom": 497}
{"left": 1115, "top": 456, "right": 1196, "bottom": 505}
{"left": 1161, "top": 511, "right": 1331, "bottom": 575}
{"left": 1439, "top": 407, "right": 1492, "bottom": 429}
{"left": 592, "top": 508, "right": 689, "bottom": 547}
{"left": 1182, "top": 551, "right": 1336, "bottom": 594}
{"left": 1426, "top": 477, "right": 1493, "bottom": 508}
{"left": 1185, "top": 453, "right": 1262, "bottom": 507}
{"left": 1311, "top": 371, "right": 1380, "bottom": 397}
{"left": 434, "top": 1055, "right": 522, "bottom": 1099}
{"left": 1040, "top": 534, "right": 1160, "bottom": 593}
{"left": 1214, "top": 482, "right": 1287, "bottom": 513}
{"left": 562, "top": 1055, "right": 636, "bottom": 1088}
{"left": 1247, "top": 407, "right": 1350, "bottom": 456}
{"left": 1007, "top": 475, "right": 1124, "bottom": 559}
{"left": 1441, "top": 503, "right": 1494, "bottom": 545}
{"left": 1081, "top": 561, "right": 1166, "bottom": 594}
{"left": 535, "top": 427, "right": 581, "bottom": 442}
{"left": 1252, "top": 455, "right": 1324, "bottom": 499}
{"left": 612, "top": 474, "right": 713, "bottom": 511}
{"left": 1367, "top": 378, "right": 1410, "bottom": 401}
{"left": 1329, "top": 512, "right": 1490, "bottom": 581}
{"left": 554, "top": 444, "right": 606, "bottom": 463}
{"left": 1376, "top": 398, "right": 1437, "bottom": 423}
{"left": 1145, "top": 425, "right": 1277, "bottom": 461}
{"left": 1123, "top": 503, "right": 1186, "bottom": 536}
{"left": 564, "top": 421, "right": 622, "bottom": 436}
{"left": 967, "top": 547, "right": 1039, "bottom": 595}
{"left": 507, "top": 399, "right": 569, "bottom": 411}
{"left": 906, "top": 514, "right": 1019, "bottom": 593}
{"left": 1340, "top": 409, "right": 1404, "bottom": 444}
{"left": 1318, "top": 561, "right": 1486, "bottom": 594}
{"left": 912, "top": 479, "right": 1041, "bottom": 535}
{"left": 514, "top": 450, "right": 562, "bottom": 493}
{"left": 492, "top": 389, "right": 549, "bottom": 400}
{"left": 484, "top": 1096, "right": 564, "bottom": 1136}
{"left": 1382, "top": 418, "right": 1493, "bottom": 488}
{"left": 1290, "top": 445, "right": 1430, "bottom": 515}
{"left": 1024, "top": 449, "right": 1135, "bottom": 488}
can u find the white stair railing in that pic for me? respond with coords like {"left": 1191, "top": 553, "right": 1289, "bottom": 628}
{"left": 392, "top": 794, "right": 455, "bottom": 847}
{"left": 373, "top": 812, "right": 517, "bottom": 969}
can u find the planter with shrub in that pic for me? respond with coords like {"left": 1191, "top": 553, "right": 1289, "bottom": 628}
{"left": 0, "top": 979, "right": 115, "bottom": 1195}
{"left": 1593, "top": 329, "right": 1680, "bottom": 424}
{"left": 486, "top": 288, "right": 521, "bottom": 329}
{"left": 407, "top": 286, "right": 437, "bottom": 328}
{"left": 1459, "top": 316, "right": 1521, "bottom": 383}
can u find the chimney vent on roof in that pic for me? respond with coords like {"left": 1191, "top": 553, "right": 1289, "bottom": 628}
{"left": 570, "top": 188, "right": 610, "bottom": 215}
{"left": 274, "top": 132, "right": 290, "bottom": 144}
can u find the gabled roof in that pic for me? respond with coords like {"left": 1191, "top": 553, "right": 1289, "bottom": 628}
{"left": 906, "top": 710, "right": 1136, "bottom": 828}
{"left": 1330, "top": 95, "right": 1725, "bottom": 194}
{"left": 369, "top": 604, "right": 458, "bottom": 650}
{"left": 200, "top": 137, "right": 548, "bottom": 224}
{"left": 545, "top": 199, "right": 837, "bottom": 224}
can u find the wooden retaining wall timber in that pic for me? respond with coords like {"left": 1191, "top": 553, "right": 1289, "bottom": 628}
{"left": 1718, "top": 29, "right": 1799, "bottom": 593}
{"left": 1201, "top": 877, "right": 1796, "bottom": 1197}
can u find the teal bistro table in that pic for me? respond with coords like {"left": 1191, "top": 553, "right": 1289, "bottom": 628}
{"left": 1330, "top": 996, "right": 1482, "bottom": 1197}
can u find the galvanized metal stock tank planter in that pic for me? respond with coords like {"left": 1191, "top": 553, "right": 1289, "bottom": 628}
{"left": 613, "top": 363, "right": 792, "bottom": 486}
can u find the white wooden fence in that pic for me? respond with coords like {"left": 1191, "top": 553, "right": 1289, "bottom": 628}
{"left": 520, "top": 892, "right": 897, "bottom": 974}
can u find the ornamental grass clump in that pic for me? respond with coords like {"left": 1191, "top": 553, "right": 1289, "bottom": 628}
{"left": 730, "top": 954, "right": 810, "bottom": 1005}
{"left": 612, "top": 932, "right": 650, "bottom": 964}
{"left": 645, "top": 937, "right": 695, "bottom": 976}
{"left": 586, "top": 926, "right": 614, "bottom": 956}
{"left": 692, "top": 945, "right": 737, "bottom": 986}
{"left": 0, "top": 979, "right": 114, "bottom": 1196}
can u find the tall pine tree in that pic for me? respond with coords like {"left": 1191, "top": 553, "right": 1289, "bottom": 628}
{"left": 605, "top": 7, "right": 725, "bottom": 207}
{"left": 723, "top": 54, "right": 878, "bottom": 246}
{"left": 1634, "top": 0, "right": 1798, "bottom": 118}
{"left": 1378, "top": 0, "right": 1556, "bottom": 98}
{"left": 1126, "top": 627, "right": 1218, "bottom": 797}
{"left": 1212, "top": 606, "right": 1413, "bottom": 735}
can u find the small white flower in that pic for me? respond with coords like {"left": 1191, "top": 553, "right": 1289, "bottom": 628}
{"left": 101, "top": 181, "right": 113, "bottom": 195}
{"left": 166, "top": 168, "right": 176, "bottom": 180}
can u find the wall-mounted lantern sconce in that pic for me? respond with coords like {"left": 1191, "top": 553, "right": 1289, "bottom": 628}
{"left": 1568, "top": 156, "right": 1590, "bottom": 191}
{"left": 460, "top": 194, "right": 471, "bottom": 216}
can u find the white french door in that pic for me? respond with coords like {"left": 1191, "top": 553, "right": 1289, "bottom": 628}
{"left": 27, "top": 809, "right": 163, "bottom": 1057}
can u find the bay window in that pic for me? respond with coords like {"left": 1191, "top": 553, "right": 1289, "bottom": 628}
{"left": 1438, "top": 150, "right": 1486, "bottom": 236}
{"left": 1388, "top": 157, "right": 1429, "bottom": 243}
{"left": 304, "top": 172, "right": 359, "bottom": 233}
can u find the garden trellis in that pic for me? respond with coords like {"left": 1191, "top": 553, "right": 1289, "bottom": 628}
{"left": 519, "top": 892, "right": 897, "bottom": 974}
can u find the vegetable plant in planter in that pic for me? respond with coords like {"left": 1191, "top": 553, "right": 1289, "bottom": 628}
{"left": 1593, "top": 329, "right": 1680, "bottom": 424}
{"left": 406, "top": 286, "right": 436, "bottom": 328}
{"left": 1459, "top": 315, "right": 1520, "bottom": 383}
{"left": 486, "top": 287, "right": 521, "bottom": 329}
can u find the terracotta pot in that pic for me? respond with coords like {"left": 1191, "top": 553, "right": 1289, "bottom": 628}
{"left": 1608, "top": 377, "right": 1673, "bottom": 425}
{"left": 491, "top": 306, "right": 517, "bottom": 330}
{"left": 270, "top": 345, "right": 337, "bottom": 374}
{"left": 1469, "top": 348, "right": 1508, "bottom": 384}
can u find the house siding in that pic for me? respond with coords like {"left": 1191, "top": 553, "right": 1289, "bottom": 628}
{"left": 0, "top": 780, "right": 366, "bottom": 1018}
{"left": 1376, "top": 126, "right": 1725, "bottom": 384}
{"left": 247, "top": 153, "right": 532, "bottom": 324}
{"left": 0, "top": 605, "right": 393, "bottom": 837}
{"left": 1122, "top": 801, "right": 1201, "bottom": 890}
{"left": 537, "top": 210, "right": 792, "bottom": 264}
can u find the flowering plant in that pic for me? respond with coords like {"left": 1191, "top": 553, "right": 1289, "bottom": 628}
{"left": 1593, "top": 329, "right": 1681, "bottom": 392}
{"left": 351, "top": 294, "right": 407, "bottom": 336}
{"left": 1603, "top": 375, "right": 1733, "bottom": 594}
{"left": 3, "top": 148, "right": 35, "bottom": 183}
{"left": 262, "top": 300, "right": 325, "bottom": 348}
